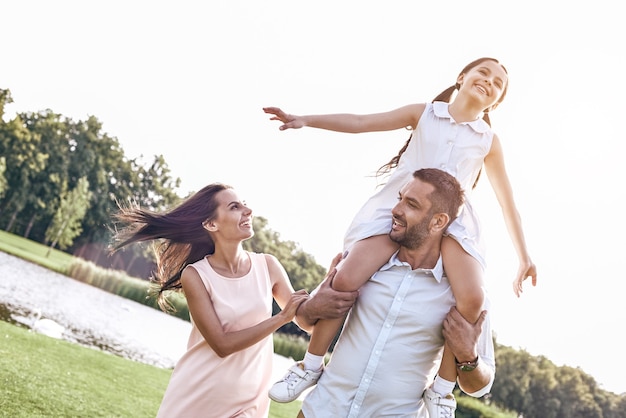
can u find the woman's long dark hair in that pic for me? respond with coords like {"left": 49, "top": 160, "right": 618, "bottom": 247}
{"left": 376, "top": 58, "right": 509, "bottom": 187}
{"left": 111, "top": 183, "right": 231, "bottom": 310}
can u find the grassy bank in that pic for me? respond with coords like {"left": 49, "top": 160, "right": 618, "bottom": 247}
{"left": 0, "top": 321, "right": 302, "bottom": 417}
{"left": 0, "top": 230, "right": 74, "bottom": 274}
{"left": 0, "top": 320, "right": 169, "bottom": 417}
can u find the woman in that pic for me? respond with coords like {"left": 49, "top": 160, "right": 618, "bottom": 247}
{"left": 112, "top": 183, "right": 312, "bottom": 417}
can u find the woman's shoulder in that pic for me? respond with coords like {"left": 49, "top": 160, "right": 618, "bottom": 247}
{"left": 258, "top": 252, "right": 279, "bottom": 265}
{"left": 244, "top": 250, "right": 269, "bottom": 258}
{"left": 187, "top": 256, "right": 209, "bottom": 270}
{"left": 245, "top": 251, "right": 279, "bottom": 267}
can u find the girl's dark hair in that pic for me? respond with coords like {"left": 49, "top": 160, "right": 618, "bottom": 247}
{"left": 377, "top": 57, "right": 509, "bottom": 186}
{"left": 111, "top": 183, "right": 231, "bottom": 311}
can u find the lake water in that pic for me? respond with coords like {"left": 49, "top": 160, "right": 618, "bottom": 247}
{"left": 0, "top": 250, "right": 193, "bottom": 368}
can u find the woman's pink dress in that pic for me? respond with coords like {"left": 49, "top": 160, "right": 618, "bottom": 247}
{"left": 157, "top": 252, "right": 274, "bottom": 418}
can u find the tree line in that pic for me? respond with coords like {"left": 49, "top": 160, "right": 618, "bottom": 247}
{"left": 0, "top": 88, "right": 324, "bottom": 291}
{"left": 1, "top": 88, "right": 625, "bottom": 417}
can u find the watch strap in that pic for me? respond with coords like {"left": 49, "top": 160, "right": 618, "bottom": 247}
{"left": 456, "top": 356, "right": 479, "bottom": 372}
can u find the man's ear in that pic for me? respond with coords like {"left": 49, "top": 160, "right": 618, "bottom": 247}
{"left": 430, "top": 213, "right": 450, "bottom": 232}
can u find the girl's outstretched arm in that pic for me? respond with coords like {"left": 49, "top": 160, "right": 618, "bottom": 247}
{"left": 263, "top": 104, "right": 425, "bottom": 133}
{"left": 484, "top": 134, "right": 538, "bottom": 296}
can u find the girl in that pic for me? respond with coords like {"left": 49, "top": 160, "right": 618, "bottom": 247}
{"left": 112, "top": 183, "right": 311, "bottom": 418}
{"left": 264, "top": 57, "right": 537, "bottom": 415}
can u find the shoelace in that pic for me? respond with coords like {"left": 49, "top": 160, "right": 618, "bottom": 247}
{"left": 283, "top": 370, "right": 301, "bottom": 388}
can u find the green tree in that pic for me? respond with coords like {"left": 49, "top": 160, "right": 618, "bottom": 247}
{"left": 491, "top": 345, "right": 534, "bottom": 412}
{"left": 243, "top": 216, "right": 326, "bottom": 292}
{"left": 132, "top": 154, "right": 181, "bottom": 211}
{"left": 17, "top": 110, "right": 73, "bottom": 239}
{"left": 0, "top": 90, "right": 182, "bottom": 268}
{"left": 66, "top": 117, "right": 181, "bottom": 264}
{"left": 524, "top": 366, "right": 560, "bottom": 418}
{"left": 0, "top": 88, "right": 12, "bottom": 119}
{"left": 554, "top": 366, "right": 603, "bottom": 418}
{"left": 0, "top": 114, "right": 47, "bottom": 232}
{"left": 65, "top": 116, "right": 131, "bottom": 248}
{"left": 614, "top": 396, "right": 626, "bottom": 418}
{"left": 45, "top": 177, "right": 92, "bottom": 255}
{"left": 0, "top": 157, "right": 7, "bottom": 199}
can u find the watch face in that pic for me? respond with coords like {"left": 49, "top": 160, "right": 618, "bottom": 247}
{"left": 459, "top": 364, "right": 476, "bottom": 372}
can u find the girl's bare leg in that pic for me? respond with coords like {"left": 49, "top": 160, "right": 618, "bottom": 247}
{"left": 307, "top": 235, "right": 399, "bottom": 356}
{"left": 436, "top": 236, "right": 485, "bottom": 383}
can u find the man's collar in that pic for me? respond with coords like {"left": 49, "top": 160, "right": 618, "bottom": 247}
{"left": 380, "top": 251, "right": 445, "bottom": 282}
{"left": 432, "top": 101, "right": 490, "bottom": 134}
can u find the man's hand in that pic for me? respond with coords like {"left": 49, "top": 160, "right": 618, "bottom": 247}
{"left": 443, "top": 307, "right": 492, "bottom": 395}
{"left": 296, "top": 253, "right": 358, "bottom": 327}
{"left": 442, "top": 306, "right": 486, "bottom": 363}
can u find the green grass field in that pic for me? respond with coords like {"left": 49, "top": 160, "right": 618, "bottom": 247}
{"left": 0, "top": 230, "right": 73, "bottom": 274}
{"left": 0, "top": 320, "right": 170, "bottom": 417}
{"left": 0, "top": 321, "right": 302, "bottom": 417}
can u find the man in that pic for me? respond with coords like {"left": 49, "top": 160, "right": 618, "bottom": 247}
{"left": 297, "top": 168, "right": 495, "bottom": 417}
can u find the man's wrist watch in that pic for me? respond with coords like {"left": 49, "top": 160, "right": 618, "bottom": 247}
{"left": 456, "top": 356, "right": 479, "bottom": 372}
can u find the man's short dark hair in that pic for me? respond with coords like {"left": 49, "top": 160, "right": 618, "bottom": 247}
{"left": 413, "top": 169, "right": 464, "bottom": 227}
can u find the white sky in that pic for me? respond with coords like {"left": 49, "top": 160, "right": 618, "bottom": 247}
{"left": 2, "top": 0, "right": 625, "bottom": 394}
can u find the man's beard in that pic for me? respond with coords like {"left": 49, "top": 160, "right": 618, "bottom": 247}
{"left": 390, "top": 217, "right": 431, "bottom": 249}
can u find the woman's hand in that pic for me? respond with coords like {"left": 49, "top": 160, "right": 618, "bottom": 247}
{"left": 296, "top": 252, "right": 359, "bottom": 325}
{"left": 278, "top": 289, "right": 309, "bottom": 325}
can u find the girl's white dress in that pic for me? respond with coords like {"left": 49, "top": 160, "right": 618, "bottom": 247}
{"left": 343, "top": 101, "right": 493, "bottom": 269}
